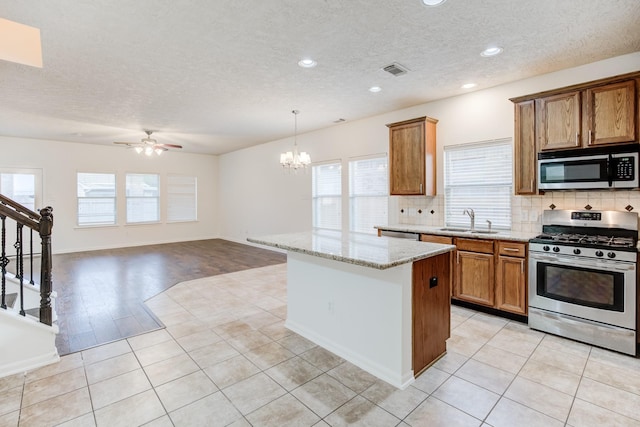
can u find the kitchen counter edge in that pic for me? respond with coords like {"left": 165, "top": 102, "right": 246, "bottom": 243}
{"left": 375, "top": 225, "right": 537, "bottom": 242}
{"left": 247, "top": 232, "right": 455, "bottom": 270}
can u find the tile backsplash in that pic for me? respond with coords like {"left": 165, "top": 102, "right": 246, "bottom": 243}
{"left": 391, "top": 190, "right": 640, "bottom": 233}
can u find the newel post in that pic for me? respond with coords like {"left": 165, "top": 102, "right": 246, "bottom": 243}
{"left": 38, "top": 206, "right": 53, "bottom": 326}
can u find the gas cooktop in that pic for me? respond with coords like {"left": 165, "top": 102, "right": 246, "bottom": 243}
{"left": 529, "top": 209, "right": 639, "bottom": 253}
{"left": 531, "top": 232, "right": 636, "bottom": 250}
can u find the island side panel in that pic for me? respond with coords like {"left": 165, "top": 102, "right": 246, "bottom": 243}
{"left": 285, "top": 251, "right": 414, "bottom": 389}
{"left": 412, "top": 252, "right": 451, "bottom": 376}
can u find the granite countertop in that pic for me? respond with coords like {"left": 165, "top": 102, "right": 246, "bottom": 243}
{"left": 375, "top": 224, "right": 538, "bottom": 242}
{"left": 247, "top": 229, "right": 455, "bottom": 270}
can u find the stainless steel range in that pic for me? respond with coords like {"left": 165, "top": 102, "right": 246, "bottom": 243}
{"left": 528, "top": 209, "right": 638, "bottom": 355}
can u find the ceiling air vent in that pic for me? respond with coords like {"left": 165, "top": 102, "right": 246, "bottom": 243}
{"left": 382, "top": 62, "right": 409, "bottom": 76}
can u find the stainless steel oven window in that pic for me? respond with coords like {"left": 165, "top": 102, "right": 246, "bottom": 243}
{"left": 535, "top": 262, "right": 625, "bottom": 312}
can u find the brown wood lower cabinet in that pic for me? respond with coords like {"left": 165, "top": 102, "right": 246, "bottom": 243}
{"left": 453, "top": 238, "right": 495, "bottom": 307}
{"left": 495, "top": 241, "right": 528, "bottom": 315}
{"left": 412, "top": 252, "right": 451, "bottom": 376}
{"left": 420, "top": 234, "right": 528, "bottom": 317}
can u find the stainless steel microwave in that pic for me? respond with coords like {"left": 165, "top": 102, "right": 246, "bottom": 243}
{"left": 538, "top": 145, "right": 639, "bottom": 190}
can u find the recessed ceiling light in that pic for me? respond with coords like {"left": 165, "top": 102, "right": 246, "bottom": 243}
{"left": 369, "top": 86, "right": 382, "bottom": 93}
{"left": 298, "top": 58, "right": 317, "bottom": 68}
{"left": 421, "top": 0, "right": 446, "bottom": 6}
{"left": 481, "top": 46, "right": 503, "bottom": 57}
{"left": 461, "top": 83, "right": 477, "bottom": 89}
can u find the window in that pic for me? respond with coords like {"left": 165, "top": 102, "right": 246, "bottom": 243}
{"left": 77, "top": 173, "right": 117, "bottom": 226}
{"left": 167, "top": 174, "right": 197, "bottom": 222}
{"left": 444, "top": 139, "right": 512, "bottom": 230}
{"left": 126, "top": 173, "right": 160, "bottom": 224}
{"left": 312, "top": 162, "right": 342, "bottom": 230}
{"left": 0, "top": 170, "right": 40, "bottom": 211}
{"left": 349, "top": 155, "right": 388, "bottom": 234}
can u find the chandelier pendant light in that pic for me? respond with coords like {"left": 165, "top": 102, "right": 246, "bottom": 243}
{"left": 280, "top": 110, "right": 311, "bottom": 172}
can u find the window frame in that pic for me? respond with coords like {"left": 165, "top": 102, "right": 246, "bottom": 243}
{"left": 125, "top": 173, "right": 161, "bottom": 225}
{"left": 348, "top": 154, "right": 388, "bottom": 234}
{"left": 443, "top": 139, "right": 513, "bottom": 230}
{"left": 76, "top": 172, "right": 117, "bottom": 227}
{"left": 166, "top": 174, "right": 198, "bottom": 223}
{"left": 312, "top": 160, "right": 342, "bottom": 231}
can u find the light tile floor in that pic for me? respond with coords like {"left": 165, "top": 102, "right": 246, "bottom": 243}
{"left": 3, "top": 263, "right": 640, "bottom": 426}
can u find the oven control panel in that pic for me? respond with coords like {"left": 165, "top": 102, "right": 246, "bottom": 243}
{"left": 529, "top": 242, "right": 637, "bottom": 263}
{"left": 570, "top": 212, "right": 601, "bottom": 221}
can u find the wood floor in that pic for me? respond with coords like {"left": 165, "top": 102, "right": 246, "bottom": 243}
{"left": 49, "top": 239, "right": 286, "bottom": 355}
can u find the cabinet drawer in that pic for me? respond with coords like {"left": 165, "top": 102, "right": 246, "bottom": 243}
{"left": 455, "top": 238, "right": 494, "bottom": 254}
{"left": 497, "top": 241, "right": 527, "bottom": 258}
{"left": 420, "top": 234, "right": 454, "bottom": 245}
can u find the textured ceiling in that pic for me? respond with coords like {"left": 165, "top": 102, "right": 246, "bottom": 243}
{"left": 1, "top": 0, "right": 639, "bottom": 155}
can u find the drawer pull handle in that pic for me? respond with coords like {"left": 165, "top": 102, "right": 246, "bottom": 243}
{"left": 503, "top": 248, "right": 520, "bottom": 252}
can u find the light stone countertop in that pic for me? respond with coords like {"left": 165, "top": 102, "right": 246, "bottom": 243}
{"left": 375, "top": 224, "right": 538, "bottom": 242}
{"left": 247, "top": 229, "right": 455, "bottom": 270}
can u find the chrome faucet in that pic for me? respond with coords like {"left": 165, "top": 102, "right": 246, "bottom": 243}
{"left": 463, "top": 208, "right": 475, "bottom": 231}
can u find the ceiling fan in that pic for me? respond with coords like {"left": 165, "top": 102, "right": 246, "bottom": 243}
{"left": 113, "top": 130, "right": 183, "bottom": 156}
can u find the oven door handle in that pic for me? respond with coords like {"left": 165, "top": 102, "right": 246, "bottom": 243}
{"left": 530, "top": 254, "right": 635, "bottom": 271}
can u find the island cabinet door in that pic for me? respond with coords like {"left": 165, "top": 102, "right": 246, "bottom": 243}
{"left": 412, "top": 252, "right": 451, "bottom": 376}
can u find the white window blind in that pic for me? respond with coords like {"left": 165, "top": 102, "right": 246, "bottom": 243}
{"left": 349, "top": 155, "right": 388, "bottom": 234}
{"left": 77, "top": 172, "right": 116, "bottom": 226}
{"left": 126, "top": 173, "right": 160, "bottom": 224}
{"left": 444, "top": 140, "right": 512, "bottom": 230}
{"left": 167, "top": 175, "right": 197, "bottom": 222}
{"left": 312, "top": 162, "right": 342, "bottom": 230}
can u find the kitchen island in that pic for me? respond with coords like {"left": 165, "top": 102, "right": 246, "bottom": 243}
{"left": 247, "top": 230, "right": 455, "bottom": 389}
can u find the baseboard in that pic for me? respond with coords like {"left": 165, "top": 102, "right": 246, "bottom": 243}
{"left": 285, "top": 319, "right": 414, "bottom": 390}
{"left": 0, "top": 350, "right": 59, "bottom": 379}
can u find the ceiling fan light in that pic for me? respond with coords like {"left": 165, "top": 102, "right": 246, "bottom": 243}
{"left": 134, "top": 146, "right": 144, "bottom": 154}
{"left": 144, "top": 146, "right": 154, "bottom": 156}
{"left": 155, "top": 148, "right": 164, "bottom": 155}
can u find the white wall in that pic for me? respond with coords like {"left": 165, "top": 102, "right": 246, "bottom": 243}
{"left": 0, "top": 136, "right": 219, "bottom": 253}
{"left": 218, "top": 52, "right": 640, "bottom": 243}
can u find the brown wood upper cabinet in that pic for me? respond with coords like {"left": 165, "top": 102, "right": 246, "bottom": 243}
{"left": 537, "top": 79, "right": 637, "bottom": 151}
{"left": 514, "top": 100, "right": 537, "bottom": 195}
{"left": 511, "top": 72, "right": 640, "bottom": 195}
{"left": 584, "top": 80, "right": 636, "bottom": 146}
{"left": 537, "top": 91, "right": 582, "bottom": 150}
{"left": 387, "top": 116, "right": 438, "bottom": 196}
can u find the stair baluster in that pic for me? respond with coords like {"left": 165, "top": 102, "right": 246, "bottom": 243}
{"left": 29, "top": 229, "right": 34, "bottom": 285}
{"left": 0, "top": 195, "right": 53, "bottom": 325}
{"left": 16, "top": 223, "right": 25, "bottom": 316}
{"left": 0, "top": 215, "right": 5, "bottom": 310}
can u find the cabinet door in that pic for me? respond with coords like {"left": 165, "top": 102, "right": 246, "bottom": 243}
{"left": 514, "top": 100, "right": 537, "bottom": 194}
{"left": 389, "top": 119, "right": 426, "bottom": 195}
{"left": 496, "top": 255, "right": 527, "bottom": 315}
{"left": 454, "top": 251, "right": 494, "bottom": 307}
{"left": 412, "top": 253, "right": 451, "bottom": 375}
{"left": 537, "top": 91, "right": 581, "bottom": 150}
{"left": 584, "top": 80, "right": 636, "bottom": 146}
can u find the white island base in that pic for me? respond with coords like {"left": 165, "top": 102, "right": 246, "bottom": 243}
{"left": 286, "top": 251, "right": 417, "bottom": 389}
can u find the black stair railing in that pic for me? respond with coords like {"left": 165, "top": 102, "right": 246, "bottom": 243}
{"left": 0, "top": 193, "right": 54, "bottom": 326}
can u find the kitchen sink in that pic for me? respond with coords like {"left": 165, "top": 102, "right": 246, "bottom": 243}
{"left": 439, "top": 228, "right": 499, "bottom": 234}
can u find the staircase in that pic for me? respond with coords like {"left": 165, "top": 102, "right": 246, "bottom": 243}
{"left": 0, "top": 195, "right": 59, "bottom": 378}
